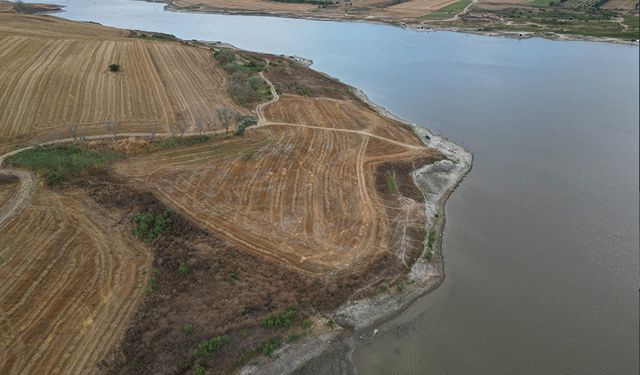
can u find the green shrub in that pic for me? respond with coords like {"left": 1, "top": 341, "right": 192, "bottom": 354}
{"left": 425, "top": 251, "right": 434, "bottom": 263}
{"left": 234, "top": 116, "right": 258, "bottom": 137}
{"left": 178, "top": 263, "right": 189, "bottom": 276}
{"left": 193, "top": 364, "right": 205, "bottom": 375}
{"left": 262, "top": 307, "right": 296, "bottom": 328}
{"left": 213, "top": 49, "right": 235, "bottom": 65}
{"left": 183, "top": 323, "right": 193, "bottom": 335}
{"left": 198, "top": 335, "right": 230, "bottom": 356}
{"left": 131, "top": 209, "right": 171, "bottom": 241}
{"left": 109, "top": 63, "right": 120, "bottom": 72}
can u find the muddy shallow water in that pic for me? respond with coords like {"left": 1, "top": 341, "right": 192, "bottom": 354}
{"left": 31, "top": 1, "right": 640, "bottom": 373}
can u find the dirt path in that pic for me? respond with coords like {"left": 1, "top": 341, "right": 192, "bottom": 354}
{"left": 256, "top": 71, "right": 280, "bottom": 126}
{"left": 256, "top": 73, "right": 425, "bottom": 150}
{"left": 441, "top": 0, "right": 477, "bottom": 22}
{"left": 0, "top": 169, "right": 33, "bottom": 230}
{"left": 261, "top": 121, "right": 425, "bottom": 150}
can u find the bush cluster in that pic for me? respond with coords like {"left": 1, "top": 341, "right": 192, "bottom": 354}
{"left": 261, "top": 307, "right": 296, "bottom": 328}
{"left": 131, "top": 209, "right": 171, "bottom": 241}
{"left": 198, "top": 335, "right": 230, "bottom": 356}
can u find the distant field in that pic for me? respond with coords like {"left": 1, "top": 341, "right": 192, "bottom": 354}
{"left": 172, "top": 0, "right": 316, "bottom": 12}
{"left": 0, "top": 14, "right": 243, "bottom": 153}
{"left": 389, "top": 0, "right": 462, "bottom": 15}
{"left": 601, "top": 0, "right": 639, "bottom": 9}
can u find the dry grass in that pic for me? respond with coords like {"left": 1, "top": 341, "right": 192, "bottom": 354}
{"left": 0, "top": 188, "right": 150, "bottom": 375}
{"left": 0, "top": 13, "right": 245, "bottom": 154}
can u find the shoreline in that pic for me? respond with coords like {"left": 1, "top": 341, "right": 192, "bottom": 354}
{"left": 237, "top": 65, "right": 473, "bottom": 374}
{"left": 160, "top": 2, "right": 639, "bottom": 46}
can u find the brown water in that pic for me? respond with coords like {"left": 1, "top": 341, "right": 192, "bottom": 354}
{"left": 34, "top": 1, "right": 640, "bottom": 373}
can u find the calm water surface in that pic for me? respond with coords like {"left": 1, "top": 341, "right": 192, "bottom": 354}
{"left": 34, "top": 1, "right": 640, "bottom": 373}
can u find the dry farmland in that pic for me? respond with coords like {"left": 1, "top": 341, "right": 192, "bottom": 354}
{"left": 0, "top": 9, "right": 443, "bottom": 374}
{"left": 601, "top": 0, "right": 639, "bottom": 9}
{"left": 0, "top": 13, "right": 244, "bottom": 154}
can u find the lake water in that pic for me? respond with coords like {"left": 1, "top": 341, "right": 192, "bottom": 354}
{"left": 30, "top": 1, "right": 639, "bottom": 373}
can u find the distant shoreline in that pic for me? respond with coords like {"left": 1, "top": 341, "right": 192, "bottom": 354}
{"left": 159, "top": 1, "right": 639, "bottom": 46}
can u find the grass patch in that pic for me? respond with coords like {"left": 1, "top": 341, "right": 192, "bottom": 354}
{"left": 258, "top": 337, "right": 283, "bottom": 357}
{"left": 183, "top": 323, "right": 194, "bottom": 335}
{"left": 147, "top": 267, "right": 160, "bottom": 293}
{"left": 420, "top": 0, "right": 471, "bottom": 20}
{"left": 150, "top": 135, "right": 211, "bottom": 151}
{"left": 262, "top": 307, "right": 297, "bottom": 329}
{"left": 427, "top": 229, "right": 437, "bottom": 249}
{"left": 384, "top": 170, "right": 397, "bottom": 194}
{"left": 529, "top": 0, "right": 554, "bottom": 7}
{"left": 3, "top": 145, "right": 123, "bottom": 185}
{"left": 178, "top": 263, "right": 189, "bottom": 276}
{"left": 131, "top": 209, "right": 171, "bottom": 241}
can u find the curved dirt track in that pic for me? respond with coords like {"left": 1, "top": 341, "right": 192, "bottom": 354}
{"left": 0, "top": 169, "right": 32, "bottom": 230}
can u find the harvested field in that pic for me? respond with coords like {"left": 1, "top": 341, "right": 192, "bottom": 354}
{"left": 472, "top": 0, "right": 533, "bottom": 10}
{"left": 115, "top": 94, "right": 439, "bottom": 275}
{"left": 263, "top": 95, "right": 424, "bottom": 146}
{"left": 0, "top": 175, "right": 21, "bottom": 216}
{"left": 601, "top": 0, "right": 639, "bottom": 9}
{"left": 388, "top": 0, "right": 462, "bottom": 15}
{"left": 0, "top": 14, "right": 244, "bottom": 154}
{"left": 0, "top": 187, "right": 150, "bottom": 375}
